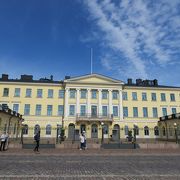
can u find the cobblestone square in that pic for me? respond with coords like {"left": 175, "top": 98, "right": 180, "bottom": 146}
{"left": 0, "top": 149, "right": 180, "bottom": 179}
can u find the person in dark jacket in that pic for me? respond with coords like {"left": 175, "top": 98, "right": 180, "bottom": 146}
{"left": 34, "top": 131, "right": 40, "bottom": 152}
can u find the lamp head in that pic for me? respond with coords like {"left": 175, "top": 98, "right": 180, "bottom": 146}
{"left": 101, "top": 122, "right": 104, "bottom": 126}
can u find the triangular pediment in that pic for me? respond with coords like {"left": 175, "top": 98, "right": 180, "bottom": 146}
{"left": 64, "top": 74, "right": 124, "bottom": 85}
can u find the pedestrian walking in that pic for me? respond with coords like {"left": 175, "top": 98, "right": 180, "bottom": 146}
{"left": 79, "top": 133, "right": 85, "bottom": 150}
{"left": 5, "top": 133, "right": 9, "bottom": 150}
{"left": 0, "top": 132, "right": 6, "bottom": 151}
{"left": 82, "top": 131, "right": 87, "bottom": 149}
{"left": 34, "top": 131, "right": 40, "bottom": 152}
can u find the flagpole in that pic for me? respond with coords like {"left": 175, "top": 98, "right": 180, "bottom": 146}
{"left": 91, "top": 48, "right": 93, "bottom": 74}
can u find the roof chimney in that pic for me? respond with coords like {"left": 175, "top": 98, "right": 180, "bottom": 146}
{"left": 65, "top": 76, "right": 71, "bottom": 80}
{"left": 21, "top": 75, "right": 33, "bottom": 81}
{"left": 2, "top": 74, "right": 8, "bottom": 80}
{"left": 127, "top": 78, "right": 132, "bottom": 85}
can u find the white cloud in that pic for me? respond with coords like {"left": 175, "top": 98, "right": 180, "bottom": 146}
{"left": 83, "top": 0, "right": 180, "bottom": 78}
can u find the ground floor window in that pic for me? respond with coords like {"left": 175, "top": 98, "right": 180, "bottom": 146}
{"left": 144, "top": 126, "right": 149, "bottom": 136}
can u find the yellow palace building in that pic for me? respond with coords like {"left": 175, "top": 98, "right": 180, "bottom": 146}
{"left": 0, "top": 73, "right": 179, "bottom": 141}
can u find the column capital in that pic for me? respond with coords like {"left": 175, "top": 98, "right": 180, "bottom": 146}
{"left": 87, "top": 88, "right": 91, "bottom": 91}
{"left": 76, "top": 88, "right": 80, "bottom": 91}
{"left": 98, "top": 89, "right": 102, "bottom": 92}
{"left": 108, "top": 89, "right": 112, "bottom": 92}
{"left": 65, "top": 88, "right": 69, "bottom": 91}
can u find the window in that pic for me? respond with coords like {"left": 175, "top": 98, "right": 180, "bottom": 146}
{"left": 69, "top": 105, "right": 75, "bottom": 116}
{"left": 37, "top": 89, "right": 43, "bottom": 98}
{"left": 58, "top": 105, "right": 64, "bottom": 116}
{"left": 102, "top": 106, "right": 108, "bottom": 116}
{"left": 152, "top": 107, "right": 158, "bottom": 118}
{"left": 154, "top": 126, "right": 159, "bottom": 136}
{"left": 35, "top": 105, "right": 42, "bottom": 116}
{"left": 161, "top": 93, "right": 166, "bottom": 101}
{"left": 34, "top": 124, "right": 40, "bottom": 135}
{"left": 172, "top": 108, "right": 176, "bottom": 114}
{"left": 143, "top": 107, "right": 148, "bottom": 117}
{"left": 113, "top": 106, "right": 118, "bottom": 116}
{"left": 133, "top": 107, "right": 138, "bottom": 117}
{"left": 24, "top": 104, "right": 30, "bottom": 115}
{"left": 70, "top": 89, "right": 76, "bottom": 98}
{"left": 23, "top": 124, "right": 28, "bottom": 135}
{"left": 80, "top": 90, "right": 87, "bottom": 99}
{"left": 132, "top": 92, "right": 137, "bottom": 100}
{"left": 144, "top": 126, "right": 149, "bottom": 136}
{"left": 170, "top": 93, "right": 175, "bottom": 101}
{"left": 91, "top": 90, "right": 97, "bottom": 99}
{"left": 47, "top": 105, "right": 53, "bottom": 116}
{"left": 162, "top": 108, "right": 167, "bottom": 116}
{"left": 3, "top": 88, "right": 9, "bottom": 97}
{"left": 142, "top": 92, "right": 147, "bottom": 101}
{"left": 124, "top": 125, "right": 129, "bottom": 135}
{"left": 151, "top": 93, "right": 156, "bottom": 101}
{"left": 80, "top": 105, "right": 86, "bottom": 116}
{"left": 102, "top": 90, "right": 108, "bottom": 99}
{"left": 26, "top": 88, "right": 32, "bottom": 97}
{"left": 48, "top": 89, "right": 53, "bottom": 98}
{"left": 13, "top": 104, "right": 19, "bottom": 113}
{"left": 122, "top": 92, "right": 128, "bottom": 100}
{"left": 59, "top": 90, "right": 64, "bottom": 98}
{"left": 123, "top": 107, "right": 128, "bottom": 117}
{"left": 46, "top": 124, "right": 51, "bottom": 135}
{"left": 14, "top": 88, "right": 20, "bottom": 97}
{"left": 112, "top": 91, "right": 118, "bottom": 99}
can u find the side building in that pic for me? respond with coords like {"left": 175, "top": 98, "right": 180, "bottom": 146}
{"left": 0, "top": 73, "right": 179, "bottom": 140}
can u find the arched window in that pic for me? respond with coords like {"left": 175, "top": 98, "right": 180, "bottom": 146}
{"left": 144, "top": 126, "right": 149, "bottom": 136}
{"left": 154, "top": 126, "right": 159, "bottom": 136}
{"left": 34, "top": 124, "right": 40, "bottom": 134}
{"left": 162, "top": 126, "right": 166, "bottom": 136}
{"left": 124, "top": 125, "right": 129, "bottom": 136}
{"left": 46, "top": 124, "right": 51, "bottom": 135}
{"left": 23, "top": 124, "right": 28, "bottom": 135}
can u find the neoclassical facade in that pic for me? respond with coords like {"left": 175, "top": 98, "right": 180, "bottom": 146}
{"left": 0, "top": 73, "right": 179, "bottom": 140}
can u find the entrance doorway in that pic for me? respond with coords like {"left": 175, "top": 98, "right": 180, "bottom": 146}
{"left": 68, "top": 124, "right": 75, "bottom": 140}
{"left": 103, "top": 124, "right": 109, "bottom": 138}
{"left": 112, "top": 124, "right": 120, "bottom": 141}
{"left": 80, "top": 124, "right": 86, "bottom": 134}
{"left": 91, "top": 124, "right": 98, "bottom": 138}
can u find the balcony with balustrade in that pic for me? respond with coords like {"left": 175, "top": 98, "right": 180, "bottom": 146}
{"left": 76, "top": 113, "right": 113, "bottom": 122}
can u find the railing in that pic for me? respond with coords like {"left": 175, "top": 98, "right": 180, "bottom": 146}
{"left": 159, "top": 113, "right": 180, "bottom": 121}
{"left": 76, "top": 113, "right": 113, "bottom": 122}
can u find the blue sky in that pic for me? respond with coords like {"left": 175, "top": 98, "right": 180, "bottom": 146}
{"left": 0, "top": 0, "right": 180, "bottom": 86}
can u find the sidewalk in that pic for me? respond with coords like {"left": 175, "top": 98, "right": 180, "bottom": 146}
{"left": 1, "top": 148, "right": 180, "bottom": 156}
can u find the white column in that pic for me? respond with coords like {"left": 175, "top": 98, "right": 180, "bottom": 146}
{"left": 87, "top": 89, "right": 91, "bottom": 116}
{"left": 64, "top": 88, "right": 69, "bottom": 118}
{"left": 98, "top": 89, "right": 102, "bottom": 116}
{"left": 119, "top": 89, "right": 123, "bottom": 121}
{"left": 76, "top": 88, "right": 80, "bottom": 115}
{"left": 108, "top": 89, "right": 112, "bottom": 115}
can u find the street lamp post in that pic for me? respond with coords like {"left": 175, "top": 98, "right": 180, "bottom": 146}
{"left": 56, "top": 123, "right": 60, "bottom": 144}
{"left": 101, "top": 122, "right": 104, "bottom": 144}
{"left": 174, "top": 123, "right": 178, "bottom": 144}
{"left": 20, "top": 122, "right": 25, "bottom": 144}
{"left": 133, "top": 124, "right": 137, "bottom": 149}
